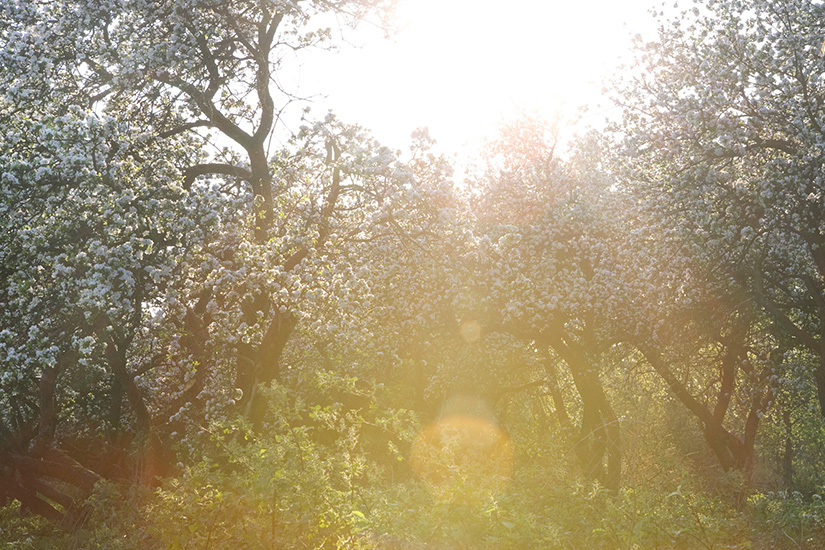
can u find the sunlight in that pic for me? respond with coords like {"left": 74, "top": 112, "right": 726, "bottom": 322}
{"left": 395, "top": 0, "right": 606, "bottom": 105}
{"left": 314, "top": 0, "right": 655, "bottom": 151}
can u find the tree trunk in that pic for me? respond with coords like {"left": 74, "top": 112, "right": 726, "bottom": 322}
{"left": 106, "top": 339, "right": 165, "bottom": 482}
{"left": 244, "top": 310, "right": 298, "bottom": 425}
{"left": 548, "top": 338, "right": 622, "bottom": 493}
{"left": 0, "top": 447, "right": 101, "bottom": 529}
{"left": 641, "top": 346, "right": 762, "bottom": 478}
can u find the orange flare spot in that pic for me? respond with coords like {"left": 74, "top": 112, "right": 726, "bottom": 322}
{"left": 411, "top": 414, "right": 513, "bottom": 503}
{"left": 459, "top": 320, "right": 482, "bottom": 343}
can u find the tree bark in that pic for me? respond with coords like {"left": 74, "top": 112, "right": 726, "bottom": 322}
{"left": 244, "top": 310, "right": 298, "bottom": 424}
{"left": 547, "top": 337, "right": 622, "bottom": 493}
{"left": 640, "top": 346, "right": 762, "bottom": 476}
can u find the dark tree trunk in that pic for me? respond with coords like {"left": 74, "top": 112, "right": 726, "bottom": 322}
{"left": 244, "top": 310, "right": 298, "bottom": 425}
{"left": 0, "top": 447, "right": 101, "bottom": 529}
{"left": 106, "top": 338, "right": 166, "bottom": 482}
{"left": 641, "top": 346, "right": 764, "bottom": 479}
{"left": 549, "top": 337, "right": 622, "bottom": 493}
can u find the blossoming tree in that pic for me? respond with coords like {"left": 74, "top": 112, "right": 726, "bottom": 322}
{"left": 615, "top": 0, "right": 825, "bottom": 423}
{"left": 0, "top": 0, "right": 428, "bottom": 522}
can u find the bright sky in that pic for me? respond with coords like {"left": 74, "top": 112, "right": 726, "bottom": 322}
{"left": 296, "top": 0, "right": 661, "bottom": 155}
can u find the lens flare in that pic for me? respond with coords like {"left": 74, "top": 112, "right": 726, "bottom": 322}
{"left": 459, "top": 320, "right": 482, "bottom": 343}
{"left": 411, "top": 408, "right": 513, "bottom": 504}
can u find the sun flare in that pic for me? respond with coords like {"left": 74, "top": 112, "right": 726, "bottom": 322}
{"left": 410, "top": 396, "right": 513, "bottom": 504}
{"left": 320, "top": 0, "right": 654, "bottom": 150}
{"left": 411, "top": 414, "right": 514, "bottom": 503}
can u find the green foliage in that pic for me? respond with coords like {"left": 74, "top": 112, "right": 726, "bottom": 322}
{"left": 0, "top": 501, "right": 61, "bottom": 549}
{"left": 0, "top": 481, "right": 157, "bottom": 549}
{"left": 2, "top": 399, "right": 824, "bottom": 549}
{"left": 144, "top": 372, "right": 418, "bottom": 549}
{"left": 749, "top": 490, "right": 825, "bottom": 549}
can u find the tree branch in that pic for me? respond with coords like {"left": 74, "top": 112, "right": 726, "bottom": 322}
{"left": 182, "top": 163, "right": 252, "bottom": 188}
